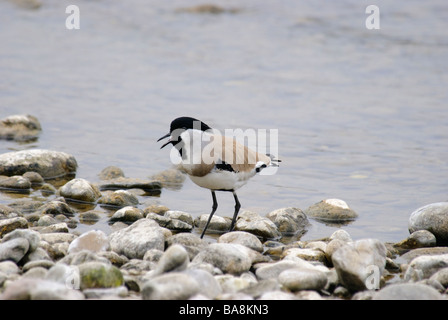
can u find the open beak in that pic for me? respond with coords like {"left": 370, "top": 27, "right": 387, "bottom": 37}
{"left": 157, "top": 133, "right": 171, "bottom": 149}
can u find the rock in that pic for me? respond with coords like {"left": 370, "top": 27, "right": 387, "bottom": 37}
{"left": 143, "top": 204, "right": 169, "bottom": 216}
{"left": 281, "top": 247, "right": 327, "bottom": 264}
{"left": 325, "top": 239, "right": 348, "bottom": 265}
{"left": 99, "top": 177, "right": 162, "bottom": 195}
{"left": 98, "top": 166, "right": 125, "bottom": 180}
{"left": 395, "top": 230, "right": 437, "bottom": 250}
{"left": 215, "top": 274, "right": 255, "bottom": 293}
{"left": 329, "top": 229, "right": 353, "bottom": 242}
{"left": 218, "top": 231, "right": 263, "bottom": 253}
{"left": 37, "top": 214, "right": 59, "bottom": 227}
{"left": 141, "top": 272, "right": 200, "bottom": 300}
{"left": 0, "top": 278, "right": 84, "bottom": 300}
{"left": 429, "top": 268, "right": 448, "bottom": 288}
{"left": 195, "top": 214, "right": 231, "bottom": 233}
{"left": 192, "top": 243, "right": 253, "bottom": 275}
{"left": 332, "top": 239, "right": 387, "bottom": 292}
{"left": 0, "top": 114, "right": 41, "bottom": 142}
{"left": 148, "top": 210, "right": 193, "bottom": 231}
{"left": 78, "top": 210, "right": 102, "bottom": 224}
{"left": 22, "top": 260, "right": 55, "bottom": 272}
{"left": 98, "top": 190, "right": 139, "bottom": 208}
{"left": 235, "top": 211, "right": 281, "bottom": 239}
{"left": 399, "top": 247, "right": 448, "bottom": 263}
{"left": 78, "top": 261, "right": 123, "bottom": 290}
{"left": 305, "top": 199, "right": 358, "bottom": 223}
{"left": 37, "top": 200, "right": 76, "bottom": 217}
{"left": 0, "top": 175, "right": 31, "bottom": 192}
{"left": 22, "top": 171, "right": 44, "bottom": 185}
{"left": 408, "top": 202, "right": 448, "bottom": 244}
{"left": 59, "top": 250, "right": 110, "bottom": 266}
{"left": 40, "top": 232, "right": 77, "bottom": 245}
{"left": 0, "top": 149, "right": 77, "bottom": 179}
{"left": 278, "top": 268, "right": 327, "bottom": 291}
{"left": 58, "top": 178, "right": 101, "bottom": 203}
{"left": 109, "top": 206, "right": 143, "bottom": 223}
{"left": 39, "top": 222, "right": 69, "bottom": 234}
{"left": 45, "top": 263, "right": 80, "bottom": 288}
{"left": 68, "top": 230, "right": 110, "bottom": 254}
{"left": 22, "top": 266, "right": 48, "bottom": 279}
{"left": 266, "top": 207, "right": 309, "bottom": 235}
{"left": 258, "top": 290, "right": 296, "bottom": 300}
{"left": 183, "top": 268, "right": 222, "bottom": 298}
{"left": 0, "top": 260, "right": 20, "bottom": 275}
{"left": 166, "top": 233, "right": 208, "bottom": 260}
{"left": 151, "top": 168, "right": 186, "bottom": 190}
{"left": 404, "top": 254, "right": 448, "bottom": 281}
{"left": 165, "top": 210, "right": 194, "bottom": 227}
{"left": 0, "top": 217, "right": 28, "bottom": 237}
{"left": 0, "top": 238, "right": 29, "bottom": 263}
{"left": 153, "top": 244, "right": 189, "bottom": 276}
{"left": 2, "top": 229, "right": 40, "bottom": 252}
{"left": 108, "top": 219, "right": 165, "bottom": 259}
{"left": 373, "top": 283, "right": 444, "bottom": 300}
{"left": 83, "top": 286, "right": 128, "bottom": 299}
{"left": 255, "top": 258, "right": 318, "bottom": 281}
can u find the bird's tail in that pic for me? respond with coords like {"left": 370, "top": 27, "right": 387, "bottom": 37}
{"left": 267, "top": 154, "right": 281, "bottom": 167}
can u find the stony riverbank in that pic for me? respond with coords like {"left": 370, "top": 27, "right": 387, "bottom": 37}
{"left": 1, "top": 115, "right": 448, "bottom": 300}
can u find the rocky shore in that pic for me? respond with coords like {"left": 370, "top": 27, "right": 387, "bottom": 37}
{"left": 1, "top": 115, "right": 448, "bottom": 300}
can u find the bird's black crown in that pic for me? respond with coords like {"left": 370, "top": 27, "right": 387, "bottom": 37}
{"left": 170, "top": 117, "right": 212, "bottom": 134}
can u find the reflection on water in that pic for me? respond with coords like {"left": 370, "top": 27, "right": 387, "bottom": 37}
{"left": 0, "top": 0, "right": 447, "bottom": 242}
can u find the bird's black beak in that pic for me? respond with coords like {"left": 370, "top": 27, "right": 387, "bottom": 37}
{"left": 157, "top": 133, "right": 171, "bottom": 149}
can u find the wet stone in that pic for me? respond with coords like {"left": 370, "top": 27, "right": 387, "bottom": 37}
{"left": 0, "top": 114, "right": 41, "bottom": 142}
{"left": 235, "top": 210, "right": 281, "bottom": 239}
{"left": 109, "top": 206, "right": 143, "bottom": 223}
{"left": 0, "top": 149, "right": 77, "bottom": 179}
{"left": 98, "top": 190, "right": 139, "bottom": 208}
{"left": 305, "top": 199, "right": 358, "bottom": 223}
{"left": 408, "top": 202, "right": 448, "bottom": 244}
{"left": 0, "top": 217, "right": 28, "bottom": 237}
{"left": 0, "top": 175, "right": 31, "bottom": 192}
{"left": 98, "top": 166, "right": 125, "bottom": 180}
{"left": 58, "top": 178, "right": 101, "bottom": 203}
{"left": 266, "top": 207, "right": 309, "bottom": 235}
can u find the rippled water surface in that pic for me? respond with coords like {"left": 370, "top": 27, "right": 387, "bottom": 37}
{"left": 1, "top": 0, "right": 447, "bottom": 242}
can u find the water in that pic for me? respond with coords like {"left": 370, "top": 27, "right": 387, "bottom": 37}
{"left": 1, "top": 0, "right": 447, "bottom": 243}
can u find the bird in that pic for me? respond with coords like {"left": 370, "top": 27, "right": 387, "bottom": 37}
{"left": 158, "top": 116, "right": 279, "bottom": 238}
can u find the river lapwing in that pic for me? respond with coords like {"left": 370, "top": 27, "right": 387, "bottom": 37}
{"left": 158, "top": 116, "right": 279, "bottom": 238}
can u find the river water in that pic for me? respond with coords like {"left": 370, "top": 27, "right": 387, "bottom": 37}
{"left": 1, "top": 0, "right": 447, "bottom": 242}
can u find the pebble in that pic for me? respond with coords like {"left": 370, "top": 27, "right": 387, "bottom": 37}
{"left": 408, "top": 202, "right": 448, "bottom": 244}
{"left": 58, "top": 178, "right": 102, "bottom": 203}
{"left": 166, "top": 233, "right": 207, "bottom": 260}
{"left": 305, "top": 199, "right": 358, "bottom": 223}
{"left": 278, "top": 268, "right": 327, "bottom": 291}
{"left": 332, "top": 238, "right": 387, "bottom": 292}
{"left": 395, "top": 230, "right": 437, "bottom": 250}
{"left": 194, "top": 214, "right": 231, "bottom": 233}
{"left": 0, "top": 175, "right": 31, "bottom": 192}
{"left": 98, "top": 190, "right": 139, "bottom": 208}
{"left": 153, "top": 244, "right": 189, "bottom": 276}
{"left": 404, "top": 253, "right": 448, "bottom": 281}
{"left": 0, "top": 238, "right": 29, "bottom": 263}
{"left": 235, "top": 210, "right": 281, "bottom": 239}
{"left": 266, "top": 207, "right": 309, "bottom": 235}
{"left": 109, "top": 206, "right": 143, "bottom": 223}
{"left": 218, "top": 231, "right": 263, "bottom": 253}
{"left": 108, "top": 219, "right": 165, "bottom": 259}
{"left": 0, "top": 217, "right": 28, "bottom": 237}
{"left": 0, "top": 278, "right": 85, "bottom": 300}
{"left": 141, "top": 272, "right": 200, "bottom": 300}
{"left": 99, "top": 177, "right": 162, "bottom": 195}
{"left": 192, "top": 243, "right": 254, "bottom": 275}
{"left": 373, "top": 283, "right": 444, "bottom": 300}
{"left": 0, "top": 149, "right": 77, "bottom": 179}
{"left": 67, "top": 230, "right": 110, "bottom": 254}
{"left": 78, "top": 261, "right": 124, "bottom": 290}
{"left": 98, "top": 166, "right": 125, "bottom": 180}
{"left": 0, "top": 114, "right": 41, "bottom": 142}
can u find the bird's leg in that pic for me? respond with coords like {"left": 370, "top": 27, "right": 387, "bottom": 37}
{"left": 229, "top": 191, "right": 241, "bottom": 232}
{"left": 200, "top": 190, "right": 218, "bottom": 239}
